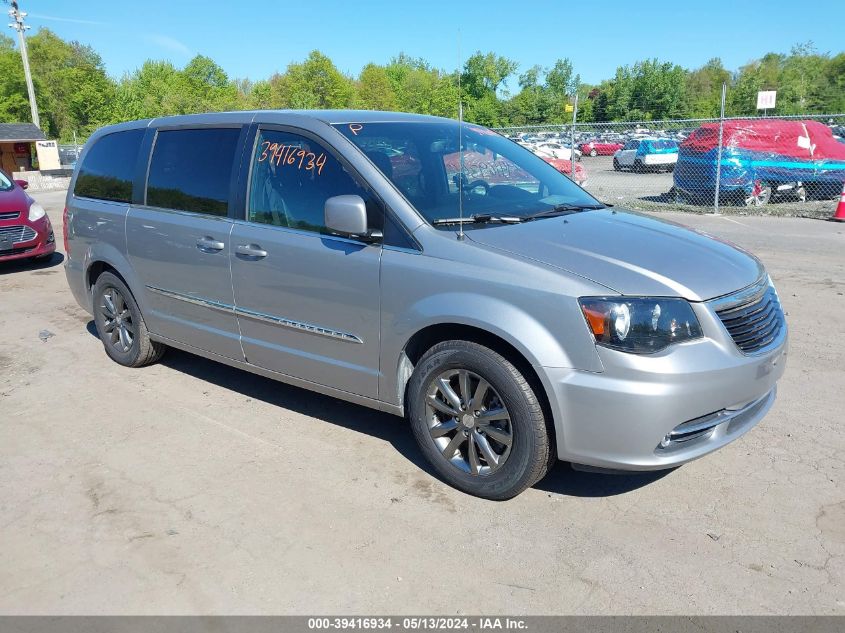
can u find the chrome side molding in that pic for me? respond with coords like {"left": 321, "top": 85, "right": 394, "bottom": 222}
{"left": 146, "top": 285, "right": 363, "bottom": 344}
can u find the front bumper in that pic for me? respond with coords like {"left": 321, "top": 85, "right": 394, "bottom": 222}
{"left": 541, "top": 301, "right": 788, "bottom": 471}
{"left": 0, "top": 218, "right": 56, "bottom": 262}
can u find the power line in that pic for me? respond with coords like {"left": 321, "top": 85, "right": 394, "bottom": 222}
{"left": 6, "top": 0, "right": 40, "bottom": 129}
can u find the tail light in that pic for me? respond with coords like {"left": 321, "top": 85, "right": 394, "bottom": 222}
{"left": 62, "top": 206, "right": 70, "bottom": 255}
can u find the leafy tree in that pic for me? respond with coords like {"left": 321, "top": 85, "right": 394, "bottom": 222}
{"left": 2, "top": 28, "right": 844, "bottom": 140}
{"left": 355, "top": 63, "right": 397, "bottom": 110}
{"left": 25, "top": 28, "right": 115, "bottom": 140}
{"left": 269, "top": 51, "right": 354, "bottom": 109}
{"left": 0, "top": 34, "right": 30, "bottom": 122}
{"left": 461, "top": 51, "right": 517, "bottom": 100}
{"left": 685, "top": 58, "right": 731, "bottom": 118}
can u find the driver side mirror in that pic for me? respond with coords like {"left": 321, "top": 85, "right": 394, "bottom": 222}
{"left": 324, "top": 195, "right": 382, "bottom": 243}
{"left": 14, "top": 179, "right": 28, "bottom": 190}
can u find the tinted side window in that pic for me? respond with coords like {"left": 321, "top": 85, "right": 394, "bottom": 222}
{"left": 74, "top": 129, "right": 145, "bottom": 203}
{"left": 147, "top": 127, "right": 241, "bottom": 216}
{"left": 248, "top": 129, "right": 381, "bottom": 234}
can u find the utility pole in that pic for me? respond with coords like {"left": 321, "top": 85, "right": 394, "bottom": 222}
{"left": 7, "top": 1, "right": 40, "bottom": 129}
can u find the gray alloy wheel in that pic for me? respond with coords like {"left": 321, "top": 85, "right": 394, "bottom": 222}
{"left": 589, "top": 149, "right": 597, "bottom": 157}
{"left": 99, "top": 286, "right": 135, "bottom": 353}
{"left": 424, "top": 368, "right": 513, "bottom": 476}
{"left": 407, "top": 340, "right": 552, "bottom": 500}
{"left": 92, "top": 271, "right": 165, "bottom": 367}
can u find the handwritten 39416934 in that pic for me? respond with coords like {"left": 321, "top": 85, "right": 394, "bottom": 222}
{"left": 258, "top": 141, "right": 327, "bottom": 175}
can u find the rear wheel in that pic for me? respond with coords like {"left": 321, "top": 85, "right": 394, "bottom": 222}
{"left": 93, "top": 272, "right": 165, "bottom": 367}
{"left": 613, "top": 157, "right": 621, "bottom": 171}
{"left": 407, "top": 341, "right": 552, "bottom": 500}
{"left": 634, "top": 159, "right": 644, "bottom": 173}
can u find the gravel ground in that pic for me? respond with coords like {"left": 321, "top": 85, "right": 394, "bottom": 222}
{"left": 1, "top": 189, "right": 843, "bottom": 615}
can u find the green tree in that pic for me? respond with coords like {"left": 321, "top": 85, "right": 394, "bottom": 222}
{"left": 269, "top": 51, "right": 354, "bottom": 109}
{"left": 25, "top": 28, "right": 116, "bottom": 140}
{"left": 355, "top": 63, "right": 397, "bottom": 110}
{"left": 685, "top": 58, "right": 731, "bottom": 118}
{"left": 0, "top": 34, "right": 30, "bottom": 123}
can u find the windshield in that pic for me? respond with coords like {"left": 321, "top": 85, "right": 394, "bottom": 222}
{"left": 0, "top": 170, "right": 12, "bottom": 191}
{"left": 334, "top": 120, "right": 601, "bottom": 226}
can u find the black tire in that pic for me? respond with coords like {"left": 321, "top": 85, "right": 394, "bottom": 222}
{"left": 633, "top": 160, "right": 643, "bottom": 173}
{"left": 613, "top": 157, "right": 620, "bottom": 171}
{"left": 589, "top": 149, "right": 597, "bottom": 157}
{"left": 407, "top": 340, "right": 552, "bottom": 500}
{"left": 92, "top": 271, "right": 165, "bottom": 367}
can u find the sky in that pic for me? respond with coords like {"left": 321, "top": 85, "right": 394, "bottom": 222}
{"left": 14, "top": 0, "right": 844, "bottom": 87}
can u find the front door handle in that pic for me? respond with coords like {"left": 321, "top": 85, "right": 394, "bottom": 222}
{"left": 196, "top": 236, "right": 225, "bottom": 252}
{"left": 236, "top": 243, "right": 268, "bottom": 258}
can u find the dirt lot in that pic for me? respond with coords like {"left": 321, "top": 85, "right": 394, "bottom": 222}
{"left": 1, "top": 189, "right": 844, "bottom": 615}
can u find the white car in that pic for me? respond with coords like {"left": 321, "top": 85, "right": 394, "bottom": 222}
{"left": 536, "top": 142, "right": 581, "bottom": 161}
{"left": 613, "top": 138, "right": 679, "bottom": 172}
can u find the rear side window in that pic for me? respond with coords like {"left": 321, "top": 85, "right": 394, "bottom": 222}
{"left": 74, "top": 129, "right": 145, "bottom": 203}
{"left": 147, "top": 127, "right": 241, "bottom": 216}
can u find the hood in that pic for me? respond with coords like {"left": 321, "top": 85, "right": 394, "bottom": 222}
{"left": 465, "top": 209, "right": 763, "bottom": 301}
{"left": 0, "top": 184, "right": 31, "bottom": 218}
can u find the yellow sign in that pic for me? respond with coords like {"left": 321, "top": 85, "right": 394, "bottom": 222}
{"left": 565, "top": 104, "right": 574, "bottom": 113}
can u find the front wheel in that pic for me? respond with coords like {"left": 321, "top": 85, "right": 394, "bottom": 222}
{"left": 613, "top": 157, "right": 621, "bottom": 171}
{"left": 93, "top": 272, "right": 165, "bottom": 367}
{"left": 407, "top": 341, "right": 553, "bottom": 500}
{"left": 589, "top": 149, "right": 597, "bottom": 157}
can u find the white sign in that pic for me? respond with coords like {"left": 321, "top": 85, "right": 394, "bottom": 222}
{"left": 35, "top": 140, "right": 61, "bottom": 171}
{"left": 757, "top": 90, "right": 777, "bottom": 110}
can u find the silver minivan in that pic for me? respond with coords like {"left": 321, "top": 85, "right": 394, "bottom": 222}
{"left": 64, "top": 111, "right": 788, "bottom": 499}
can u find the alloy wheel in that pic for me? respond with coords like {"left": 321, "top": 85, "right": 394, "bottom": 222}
{"left": 744, "top": 181, "right": 772, "bottom": 206}
{"left": 99, "top": 287, "right": 135, "bottom": 353}
{"left": 424, "top": 369, "right": 513, "bottom": 476}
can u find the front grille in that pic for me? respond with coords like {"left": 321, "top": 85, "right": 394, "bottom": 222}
{"left": 713, "top": 279, "right": 784, "bottom": 354}
{"left": 0, "top": 224, "right": 37, "bottom": 244}
{"left": 0, "top": 211, "right": 20, "bottom": 220}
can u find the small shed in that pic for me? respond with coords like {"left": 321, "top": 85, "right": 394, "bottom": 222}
{"left": 0, "top": 123, "right": 46, "bottom": 174}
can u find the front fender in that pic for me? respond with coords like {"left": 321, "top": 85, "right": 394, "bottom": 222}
{"left": 381, "top": 291, "right": 604, "bottom": 408}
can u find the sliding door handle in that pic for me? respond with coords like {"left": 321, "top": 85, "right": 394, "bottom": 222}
{"left": 196, "top": 236, "right": 225, "bottom": 252}
{"left": 236, "top": 244, "right": 268, "bottom": 258}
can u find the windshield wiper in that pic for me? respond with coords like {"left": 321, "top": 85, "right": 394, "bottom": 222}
{"left": 432, "top": 214, "right": 524, "bottom": 226}
{"left": 522, "top": 203, "right": 606, "bottom": 221}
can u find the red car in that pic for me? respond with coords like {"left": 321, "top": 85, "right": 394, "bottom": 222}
{"left": 542, "top": 157, "right": 587, "bottom": 185}
{"left": 579, "top": 141, "right": 624, "bottom": 157}
{"left": 0, "top": 170, "right": 55, "bottom": 263}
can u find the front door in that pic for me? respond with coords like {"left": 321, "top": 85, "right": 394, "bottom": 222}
{"left": 126, "top": 126, "right": 245, "bottom": 360}
{"left": 229, "top": 127, "right": 382, "bottom": 399}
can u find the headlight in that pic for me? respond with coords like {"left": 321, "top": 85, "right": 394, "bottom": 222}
{"left": 579, "top": 297, "right": 703, "bottom": 354}
{"left": 28, "top": 203, "right": 46, "bottom": 222}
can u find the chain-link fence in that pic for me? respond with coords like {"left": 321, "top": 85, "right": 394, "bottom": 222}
{"left": 58, "top": 144, "right": 84, "bottom": 169}
{"left": 495, "top": 114, "right": 845, "bottom": 217}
